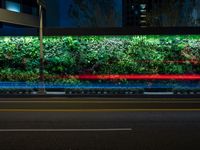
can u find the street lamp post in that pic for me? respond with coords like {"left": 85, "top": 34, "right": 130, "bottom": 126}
{"left": 37, "top": 0, "right": 46, "bottom": 95}
{"left": 39, "top": 4, "right": 45, "bottom": 94}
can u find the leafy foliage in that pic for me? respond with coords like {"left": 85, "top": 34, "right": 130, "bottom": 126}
{"left": 0, "top": 35, "right": 199, "bottom": 83}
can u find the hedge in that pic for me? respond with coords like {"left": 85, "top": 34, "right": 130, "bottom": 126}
{"left": 0, "top": 35, "right": 199, "bottom": 83}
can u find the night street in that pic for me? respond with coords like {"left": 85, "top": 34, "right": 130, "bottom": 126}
{"left": 0, "top": 0, "right": 200, "bottom": 149}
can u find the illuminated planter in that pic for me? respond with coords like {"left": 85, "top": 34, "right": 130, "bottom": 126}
{"left": 0, "top": 28, "right": 199, "bottom": 94}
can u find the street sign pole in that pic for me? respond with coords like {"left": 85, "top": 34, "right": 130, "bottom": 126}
{"left": 38, "top": 4, "right": 45, "bottom": 95}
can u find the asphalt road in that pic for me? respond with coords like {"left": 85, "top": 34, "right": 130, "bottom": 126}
{"left": 0, "top": 97, "right": 200, "bottom": 150}
{"left": 1, "top": 97, "right": 200, "bottom": 111}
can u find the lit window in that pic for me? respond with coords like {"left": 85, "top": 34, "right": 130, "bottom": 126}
{"left": 5, "top": 1, "right": 20, "bottom": 13}
{"left": 140, "top": 4, "right": 146, "bottom": 10}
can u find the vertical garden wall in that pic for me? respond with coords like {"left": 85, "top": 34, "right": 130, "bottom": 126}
{"left": 0, "top": 35, "right": 199, "bottom": 88}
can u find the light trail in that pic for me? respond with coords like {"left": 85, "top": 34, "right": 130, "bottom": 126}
{"left": 72, "top": 74, "right": 200, "bottom": 80}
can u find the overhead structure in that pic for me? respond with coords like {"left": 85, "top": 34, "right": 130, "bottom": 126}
{"left": 0, "top": 0, "right": 40, "bottom": 28}
{"left": 0, "top": 8, "right": 39, "bottom": 27}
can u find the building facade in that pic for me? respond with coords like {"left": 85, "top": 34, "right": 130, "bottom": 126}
{"left": 123, "top": 0, "right": 151, "bottom": 27}
{"left": 0, "top": 0, "right": 38, "bottom": 15}
{"left": 0, "top": 0, "right": 199, "bottom": 31}
{"left": 44, "top": 0, "right": 200, "bottom": 28}
{"left": 123, "top": 0, "right": 200, "bottom": 27}
{"left": 0, "top": 0, "right": 41, "bottom": 35}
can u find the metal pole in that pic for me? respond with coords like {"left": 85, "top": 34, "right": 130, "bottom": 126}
{"left": 39, "top": 5, "right": 45, "bottom": 95}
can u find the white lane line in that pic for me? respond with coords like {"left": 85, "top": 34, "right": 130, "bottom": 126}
{"left": 0, "top": 128, "right": 132, "bottom": 132}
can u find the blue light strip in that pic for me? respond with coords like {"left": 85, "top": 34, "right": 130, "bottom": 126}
{"left": 0, "top": 82, "right": 199, "bottom": 89}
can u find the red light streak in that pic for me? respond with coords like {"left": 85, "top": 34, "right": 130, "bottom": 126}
{"left": 3, "top": 74, "right": 200, "bottom": 81}
{"left": 76, "top": 74, "right": 200, "bottom": 80}
{"left": 50, "top": 74, "right": 200, "bottom": 80}
{"left": 135, "top": 60, "right": 200, "bottom": 64}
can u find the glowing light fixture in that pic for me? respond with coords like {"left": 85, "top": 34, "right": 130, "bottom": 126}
{"left": 5, "top": 1, "right": 20, "bottom": 13}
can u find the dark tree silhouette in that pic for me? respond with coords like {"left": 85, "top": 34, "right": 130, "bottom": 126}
{"left": 68, "top": 0, "right": 121, "bottom": 27}
{"left": 147, "top": 0, "right": 198, "bottom": 26}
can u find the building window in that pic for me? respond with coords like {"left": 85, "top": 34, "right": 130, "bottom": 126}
{"left": 5, "top": 0, "right": 20, "bottom": 13}
{"left": 123, "top": 0, "right": 150, "bottom": 27}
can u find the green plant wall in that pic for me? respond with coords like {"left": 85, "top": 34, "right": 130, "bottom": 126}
{"left": 0, "top": 35, "right": 199, "bottom": 83}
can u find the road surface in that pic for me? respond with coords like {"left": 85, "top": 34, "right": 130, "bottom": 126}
{"left": 0, "top": 97, "right": 200, "bottom": 150}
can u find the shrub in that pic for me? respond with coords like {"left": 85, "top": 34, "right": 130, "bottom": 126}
{"left": 0, "top": 35, "right": 199, "bottom": 83}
